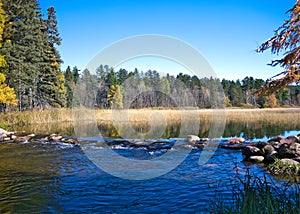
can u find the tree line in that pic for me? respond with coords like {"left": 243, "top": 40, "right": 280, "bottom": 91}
{"left": 65, "top": 65, "right": 300, "bottom": 109}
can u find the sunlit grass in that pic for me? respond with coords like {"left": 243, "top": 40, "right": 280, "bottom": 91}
{"left": 0, "top": 108, "right": 299, "bottom": 127}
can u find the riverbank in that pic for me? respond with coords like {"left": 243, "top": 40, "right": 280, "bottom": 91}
{"left": 1, "top": 107, "right": 300, "bottom": 128}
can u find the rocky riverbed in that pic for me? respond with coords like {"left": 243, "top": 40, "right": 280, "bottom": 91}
{"left": 1, "top": 127, "right": 300, "bottom": 173}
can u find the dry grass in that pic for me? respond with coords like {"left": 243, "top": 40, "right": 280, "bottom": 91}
{"left": 0, "top": 107, "right": 299, "bottom": 127}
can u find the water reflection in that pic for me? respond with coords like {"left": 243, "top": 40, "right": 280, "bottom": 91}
{"left": 9, "top": 119, "right": 300, "bottom": 139}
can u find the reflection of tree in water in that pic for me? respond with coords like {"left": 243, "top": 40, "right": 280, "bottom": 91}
{"left": 0, "top": 144, "right": 64, "bottom": 212}
{"left": 98, "top": 120, "right": 300, "bottom": 139}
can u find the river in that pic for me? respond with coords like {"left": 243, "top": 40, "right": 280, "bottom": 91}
{"left": 0, "top": 121, "right": 299, "bottom": 213}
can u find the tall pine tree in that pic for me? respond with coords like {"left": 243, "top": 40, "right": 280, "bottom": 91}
{"left": 1, "top": 1, "right": 66, "bottom": 109}
{"left": 37, "top": 6, "right": 66, "bottom": 108}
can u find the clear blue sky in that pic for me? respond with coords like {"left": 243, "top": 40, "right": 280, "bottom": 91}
{"left": 40, "top": 0, "right": 295, "bottom": 80}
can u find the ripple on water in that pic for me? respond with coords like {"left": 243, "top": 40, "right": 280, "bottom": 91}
{"left": 0, "top": 137, "right": 290, "bottom": 213}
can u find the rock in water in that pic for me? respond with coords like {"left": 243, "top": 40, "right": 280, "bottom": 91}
{"left": 226, "top": 137, "right": 245, "bottom": 145}
{"left": 249, "top": 156, "right": 264, "bottom": 163}
{"left": 186, "top": 135, "right": 200, "bottom": 143}
{"left": 242, "top": 146, "right": 263, "bottom": 160}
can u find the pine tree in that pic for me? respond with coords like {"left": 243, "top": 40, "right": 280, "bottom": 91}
{"left": 72, "top": 66, "right": 80, "bottom": 84}
{"left": 1, "top": 2, "right": 66, "bottom": 109}
{"left": 0, "top": 1, "right": 16, "bottom": 109}
{"left": 64, "top": 66, "right": 75, "bottom": 107}
{"left": 37, "top": 6, "right": 66, "bottom": 108}
{"left": 0, "top": 0, "right": 54, "bottom": 109}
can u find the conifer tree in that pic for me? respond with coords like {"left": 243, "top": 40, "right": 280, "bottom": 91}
{"left": 0, "top": 2, "right": 16, "bottom": 108}
{"left": 37, "top": 6, "right": 66, "bottom": 108}
{"left": 1, "top": 0, "right": 50, "bottom": 109}
{"left": 64, "top": 66, "right": 75, "bottom": 107}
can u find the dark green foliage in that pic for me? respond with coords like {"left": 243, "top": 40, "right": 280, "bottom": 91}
{"left": 0, "top": 0, "right": 65, "bottom": 110}
{"left": 70, "top": 64, "right": 300, "bottom": 109}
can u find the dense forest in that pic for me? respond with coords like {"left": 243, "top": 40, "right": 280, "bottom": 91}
{"left": 0, "top": 0, "right": 299, "bottom": 111}
{"left": 66, "top": 65, "right": 300, "bottom": 109}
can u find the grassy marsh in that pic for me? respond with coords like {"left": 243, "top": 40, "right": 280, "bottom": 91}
{"left": 0, "top": 108, "right": 299, "bottom": 137}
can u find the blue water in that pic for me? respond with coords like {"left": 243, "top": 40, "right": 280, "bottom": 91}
{"left": 0, "top": 130, "right": 297, "bottom": 213}
{"left": 0, "top": 144, "right": 257, "bottom": 212}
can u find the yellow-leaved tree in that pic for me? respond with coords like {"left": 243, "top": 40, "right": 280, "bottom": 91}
{"left": 0, "top": 73, "right": 18, "bottom": 106}
{"left": 0, "top": 1, "right": 17, "bottom": 108}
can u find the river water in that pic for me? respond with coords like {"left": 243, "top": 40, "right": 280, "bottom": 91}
{"left": 0, "top": 122, "right": 299, "bottom": 213}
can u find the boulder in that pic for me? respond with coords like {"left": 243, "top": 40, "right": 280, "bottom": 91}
{"left": 226, "top": 137, "right": 245, "bottom": 145}
{"left": 262, "top": 144, "right": 275, "bottom": 155}
{"left": 278, "top": 142, "right": 300, "bottom": 159}
{"left": 49, "top": 134, "right": 63, "bottom": 141}
{"left": 61, "top": 137, "right": 79, "bottom": 145}
{"left": 268, "top": 136, "right": 285, "bottom": 144}
{"left": 286, "top": 136, "right": 299, "bottom": 144}
{"left": 248, "top": 156, "right": 264, "bottom": 163}
{"left": 13, "top": 134, "right": 35, "bottom": 144}
{"left": 265, "top": 151, "right": 278, "bottom": 163}
{"left": 186, "top": 135, "right": 200, "bottom": 143}
{"left": 268, "top": 140, "right": 281, "bottom": 150}
{"left": 258, "top": 142, "right": 270, "bottom": 149}
{"left": 242, "top": 146, "right": 263, "bottom": 159}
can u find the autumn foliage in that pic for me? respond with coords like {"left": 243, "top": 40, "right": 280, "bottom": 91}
{"left": 257, "top": 0, "right": 300, "bottom": 95}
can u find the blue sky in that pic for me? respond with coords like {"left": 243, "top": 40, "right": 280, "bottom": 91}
{"left": 40, "top": 0, "right": 295, "bottom": 80}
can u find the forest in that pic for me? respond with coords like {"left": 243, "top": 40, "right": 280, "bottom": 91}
{"left": 0, "top": 0, "right": 299, "bottom": 111}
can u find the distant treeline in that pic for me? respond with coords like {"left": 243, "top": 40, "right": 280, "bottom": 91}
{"left": 64, "top": 64, "right": 300, "bottom": 109}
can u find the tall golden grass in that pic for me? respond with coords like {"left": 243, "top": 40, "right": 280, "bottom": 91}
{"left": 0, "top": 107, "right": 299, "bottom": 136}
{"left": 1, "top": 107, "right": 299, "bottom": 127}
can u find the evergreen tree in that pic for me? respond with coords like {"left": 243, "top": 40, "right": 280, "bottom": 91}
{"left": 64, "top": 66, "right": 77, "bottom": 108}
{"left": 72, "top": 66, "right": 80, "bottom": 84}
{"left": 1, "top": 0, "right": 45, "bottom": 109}
{"left": 1, "top": 1, "right": 65, "bottom": 109}
{"left": 37, "top": 6, "right": 66, "bottom": 108}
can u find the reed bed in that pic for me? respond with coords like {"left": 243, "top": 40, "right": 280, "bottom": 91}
{"left": 1, "top": 108, "right": 300, "bottom": 128}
